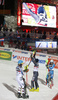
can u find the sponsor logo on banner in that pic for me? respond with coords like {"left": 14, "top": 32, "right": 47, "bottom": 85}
{"left": 13, "top": 55, "right": 17, "bottom": 59}
{"left": 12, "top": 50, "right": 46, "bottom": 66}
{"left": 0, "top": 50, "right": 12, "bottom": 61}
{"left": 13, "top": 50, "right": 21, "bottom": 53}
{"left": 0, "top": 48, "right": 4, "bottom": 50}
{"left": 39, "top": 60, "right": 45, "bottom": 64}
{"left": 0, "top": 52, "right": 10, "bottom": 58}
{"left": 48, "top": 56, "right": 51, "bottom": 58}
{"left": 48, "top": 56, "right": 58, "bottom": 60}
{"left": 39, "top": 55, "right": 46, "bottom": 57}
{"left": 36, "top": 54, "right": 39, "bottom": 56}
{"left": 12, "top": 55, "right": 31, "bottom": 62}
{"left": 4, "top": 49, "right": 10, "bottom": 51}
{"left": 21, "top": 51, "right": 28, "bottom": 54}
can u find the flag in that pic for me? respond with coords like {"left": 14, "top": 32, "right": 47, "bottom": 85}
{"left": 0, "top": 38, "right": 4, "bottom": 41}
{"left": 0, "top": 0, "right": 2, "bottom": 5}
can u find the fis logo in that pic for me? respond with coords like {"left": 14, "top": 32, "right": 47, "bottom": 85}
{"left": 48, "top": 56, "right": 51, "bottom": 58}
{"left": 13, "top": 55, "right": 17, "bottom": 59}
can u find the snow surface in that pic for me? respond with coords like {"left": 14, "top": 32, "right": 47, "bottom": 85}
{"left": 0, "top": 59, "right": 58, "bottom": 100}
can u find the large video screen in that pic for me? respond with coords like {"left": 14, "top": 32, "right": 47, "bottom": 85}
{"left": 22, "top": 2, "right": 56, "bottom": 28}
{"left": 35, "top": 41, "right": 57, "bottom": 48}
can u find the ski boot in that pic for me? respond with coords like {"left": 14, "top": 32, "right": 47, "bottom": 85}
{"left": 26, "top": 94, "right": 29, "bottom": 98}
{"left": 45, "top": 79, "right": 48, "bottom": 85}
{"left": 50, "top": 83, "right": 52, "bottom": 89}
{"left": 22, "top": 93, "right": 29, "bottom": 99}
{"left": 48, "top": 81, "right": 52, "bottom": 89}
{"left": 35, "top": 87, "right": 39, "bottom": 92}
{"left": 17, "top": 93, "right": 22, "bottom": 98}
{"left": 50, "top": 79, "right": 54, "bottom": 89}
{"left": 29, "top": 88, "right": 34, "bottom": 92}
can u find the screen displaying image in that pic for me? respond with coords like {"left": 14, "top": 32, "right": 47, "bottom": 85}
{"left": 22, "top": 2, "right": 56, "bottom": 28}
{"left": 35, "top": 41, "right": 57, "bottom": 48}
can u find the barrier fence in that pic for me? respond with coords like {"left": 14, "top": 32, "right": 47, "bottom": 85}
{"left": 0, "top": 47, "right": 58, "bottom": 69}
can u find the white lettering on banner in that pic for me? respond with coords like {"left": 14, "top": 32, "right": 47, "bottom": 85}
{"left": 51, "top": 57, "right": 57, "bottom": 60}
{"left": 56, "top": 62, "right": 58, "bottom": 66}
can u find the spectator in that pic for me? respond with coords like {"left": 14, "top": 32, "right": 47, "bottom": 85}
{"left": 23, "top": 41, "right": 28, "bottom": 50}
{"left": 22, "top": 41, "right": 25, "bottom": 46}
{"left": 27, "top": 33, "right": 30, "bottom": 38}
{"left": 3, "top": 33, "right": 6, "bottom": 37}
{"left": 14, "top": 39, "right": 17, "bottom": 44}
{"left": 9, "top": 39, "right": 13, "bottom": 47}
{"left": 29, "top": 46, "right": 32, "bottom": 51}
{"left": 21, "top": 45, "right": 25, "bottom": 50}
{"left": 42, "top": 31, "right": 46, "bottom": 39}
{"left": 53, "top": 35, "right": 57, "bottom": 40}
{"left": 22, "top": 33, "right": 25, "bottom": 38}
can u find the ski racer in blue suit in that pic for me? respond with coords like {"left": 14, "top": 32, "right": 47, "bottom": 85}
{"left": 46, "top": 60, "right": 55, "bottom": 87}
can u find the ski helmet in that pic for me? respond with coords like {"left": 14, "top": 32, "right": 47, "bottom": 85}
{"left": 18, "top": 60, "right": 23, "bottom": 65}
{"left": 50, "top": 60, "right": 54, "bottom": 63}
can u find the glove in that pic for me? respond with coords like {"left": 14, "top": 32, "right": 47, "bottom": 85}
{"left": 24, "top": 65, "right": 29, "bottom": 72}
{"left": 24, "top": 69, "right": 29, "bottom": 72}
{"left": 46, "top": 64, "right": 49, "bottom": 69}
{"left": 24, "top": 65, "right": 28, "bottom": 70}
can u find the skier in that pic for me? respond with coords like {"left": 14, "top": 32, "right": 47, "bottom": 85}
{"left": 29, "top": 50, "right": 39, "bottom": 92}
{"left": 23, "top": 2, "right": 47, "bottom": 25}
{"left": 16, "top": 60, "right": 29, "bottom": 98}
{"left": 46, "top": 59, "right": 55, "bottom": 88}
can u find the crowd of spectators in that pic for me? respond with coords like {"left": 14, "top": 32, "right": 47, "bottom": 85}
{"left": 0, "top": 26, "right": 58, "bottom": 51}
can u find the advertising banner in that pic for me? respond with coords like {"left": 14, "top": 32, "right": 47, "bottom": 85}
{"left": 0, "top": 50, "right": 12, "bottom": 61}
{"left": 12, "top": 50, "right": 31, "bottom": 64}
{"left": 12, "top": 49, "right": 58, "bottom": 69}
{"left": 12, "top": 50, "right": 47, "bottom": 67}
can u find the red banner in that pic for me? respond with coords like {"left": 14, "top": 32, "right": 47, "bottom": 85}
{"left": 52, "top": 93, "right": 58, "bottom": 100}
{"left": 48, "top": 57, "right": 58, "bottom": 69}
